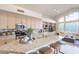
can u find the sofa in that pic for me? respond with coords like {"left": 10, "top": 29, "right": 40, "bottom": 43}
{"left": 62, "top": 38, "right": 75, "bottom": 43}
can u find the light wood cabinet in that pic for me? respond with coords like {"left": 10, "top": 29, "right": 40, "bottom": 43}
{"left": 21, "top": 16, "right": 27, "bottom": 24}
{"left": 0, "top": 12, "right": 7, "bottom": 29}
{"left": 15, "top": 14, "right": 22, "bottom": 24}
{"left": 7, "top": 13, "right": 16, "bottom": 29}
{"left": 0, "top": 10, "right": 42, "bottom": 30}
{"left": 26, "top": 17, "right": 32, "bottom": 26}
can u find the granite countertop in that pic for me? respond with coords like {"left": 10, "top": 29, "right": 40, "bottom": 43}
{"left": 0, "top": 35, "right": 59, "bottom": 54}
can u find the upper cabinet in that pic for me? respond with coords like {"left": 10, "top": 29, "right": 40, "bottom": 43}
{"left": 21, "top": 16, "right": 27, "bottom": 24}
{"left": 7, "top": 13, "right": 16, "bottom": 29}
{"left": 0, "top": 10, "right": 43, "bottom": 30}
{"left": 0, "top": 11, "right": 7, "bottom": 29}
{"left": 16, "top": 14, "right": 22, "bottom": 24}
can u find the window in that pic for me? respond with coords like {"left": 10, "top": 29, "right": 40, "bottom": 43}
{"left": 59, "top": 23, "right": 64, "bottom": 32}
{"left": 76, "top": 22, "right": 79, "bottom": 32}
{"left": 74, "top": 12, "right": 79, "bottom": 20}
{"left": 65, "top": 22, "right": 77, "bottom": 32}
{"left": 66, "top": 12, "right": 79, "bottom": 21}
{"left": 58, "top": 17, "right": 64, "bottom": 22}
{"left": 58, "top": 11, "right": 79, "bottom": 33}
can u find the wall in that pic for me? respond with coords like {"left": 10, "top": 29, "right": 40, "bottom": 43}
{"left": 0, "top": 4, "right": 42, "bottom": 19}
{"left": 42, "top": 18, "right": 56, "bottom": 23}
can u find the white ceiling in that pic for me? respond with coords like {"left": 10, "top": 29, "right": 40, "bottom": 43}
{"left": 15, "top": 4, "right": 79, "bottom": 19}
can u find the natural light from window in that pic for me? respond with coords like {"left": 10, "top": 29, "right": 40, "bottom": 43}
{"left": 66, "top": 12, "right": 79, "bottom": 21}
{"left": 58, "top": 17, "right": 64, "bottom": 22}
{"left": 58, "top": 12, "right": 79, "bottom": 32}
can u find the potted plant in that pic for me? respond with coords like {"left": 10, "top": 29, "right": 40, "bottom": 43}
{"left": 27, "top": 27, "right": 33, "bottom": 40}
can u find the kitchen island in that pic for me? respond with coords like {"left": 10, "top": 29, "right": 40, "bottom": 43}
{"left": 0, "top": 32, "right": 59, "bottom": 54}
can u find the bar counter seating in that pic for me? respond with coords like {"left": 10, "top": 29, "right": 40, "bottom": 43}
{"left": 38, "top": 46, "right": 54, "bottom": 54}
{"left": 50, "top": 42, "right": 61, "bottom": 54}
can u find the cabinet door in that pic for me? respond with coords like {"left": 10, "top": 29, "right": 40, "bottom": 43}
{"left": 7, "top": 13, "right": 16, "bottom": 29}
{"left": 15, "top": 14, "right": 22, "bottom": 24}
{"left": 26, "top": 17, "right": 31, "bottom": 26}
{"left": 31, "top": 18, "right": 36, "bottom": 29}
{"left": 0, "top": 12, "right": 7, "bottom": 29}
{"left": 0, "top": 11, "right": 2, "bottom": 29}
{"left": 22, "top": 16, "right": 27, "bottom": 24}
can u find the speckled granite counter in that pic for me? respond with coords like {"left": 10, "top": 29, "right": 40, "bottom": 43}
{"left": 0, "top": 35, "right": 60, "bottom": 54}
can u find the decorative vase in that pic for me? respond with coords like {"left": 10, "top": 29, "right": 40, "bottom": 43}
{"left": 27, "top": 32, "right": 32, "bottom": 40}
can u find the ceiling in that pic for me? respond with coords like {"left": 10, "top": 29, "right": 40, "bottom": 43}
{"left": 15, "top": 4, "right": 79, "bottom": 19}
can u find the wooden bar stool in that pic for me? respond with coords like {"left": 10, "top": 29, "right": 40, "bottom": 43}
{"left": 50, "top": 42, "right": 61, "bottom": 54}
{"left": 38, "top": 46, "right": 54, "bottom": 54}
{"left": 29, "top": 51, "right": 38, "bottom": 54}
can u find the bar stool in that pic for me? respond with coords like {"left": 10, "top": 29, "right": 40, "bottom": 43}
{"left": 29, "top": 51, "right": 38, "bottom": 54}
{"left": 38, "top": 46, "right": 54, "bottom": 54}
{"left": 50, "top": 42, "right": 61, "bottom": 54}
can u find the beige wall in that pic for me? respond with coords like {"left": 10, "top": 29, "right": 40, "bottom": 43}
{"left": 0, "top": 10, "right": 42, "bottom": 29}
